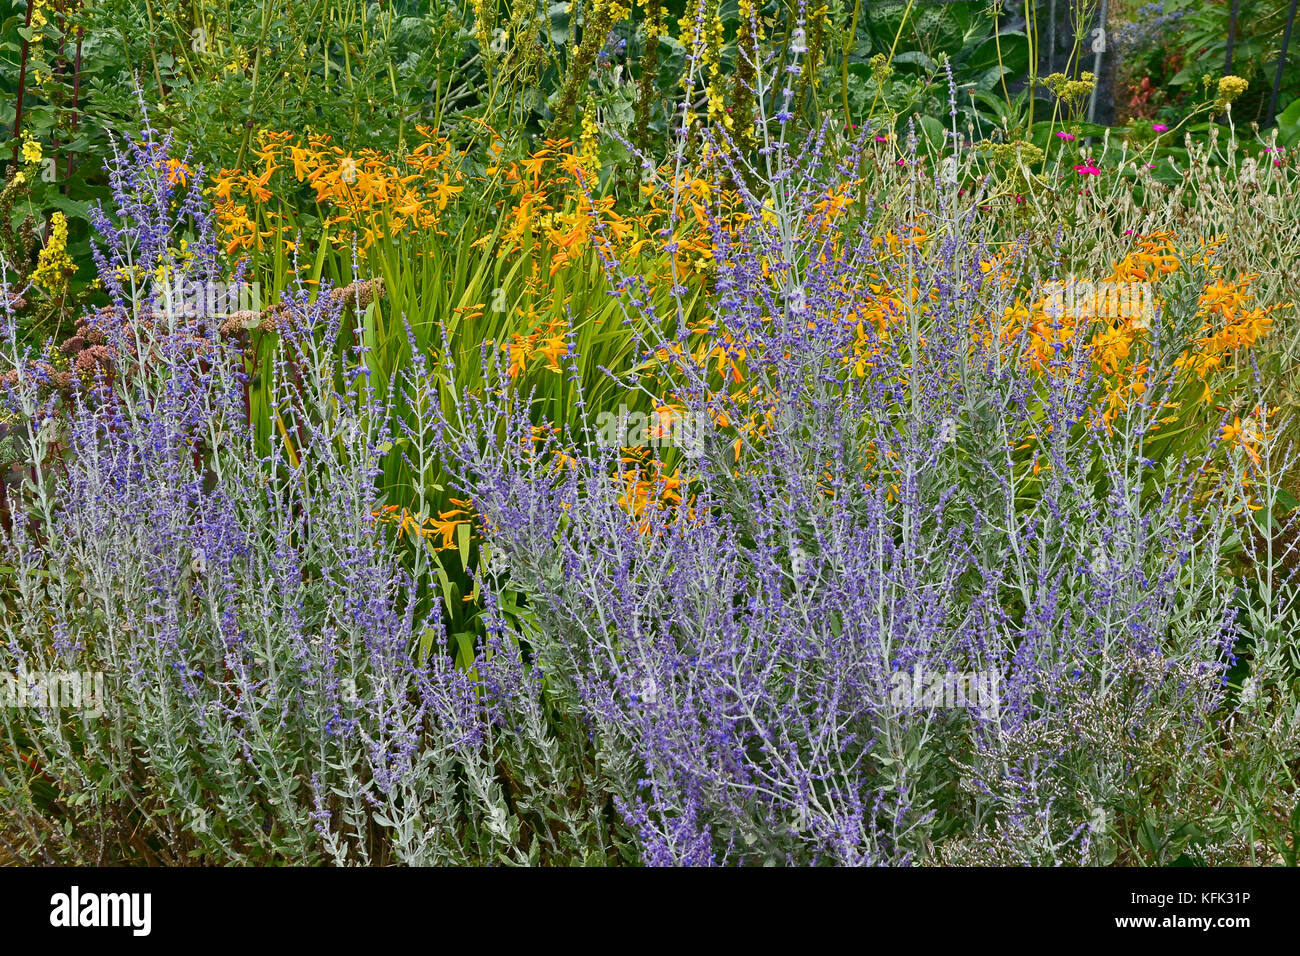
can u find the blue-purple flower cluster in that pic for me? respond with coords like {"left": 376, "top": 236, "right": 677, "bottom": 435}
{"left": 0, "top": 125, "right": 618, "bottom": 865}
{"left": 0, "top": 116, "right": 1281, "bottom": 866}
{"left": 425, "top": 126, "right": 1249, "bottom": 865}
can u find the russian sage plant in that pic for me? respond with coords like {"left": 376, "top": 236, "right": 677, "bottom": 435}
{"left": 0, "top": 129, "right": 622, "bottom": 865}
{"left": 424, "top": 118, "right": 1266, "bottom": 865}
{"left": 0, "top": 112, "right": 1293, "bottom": 867}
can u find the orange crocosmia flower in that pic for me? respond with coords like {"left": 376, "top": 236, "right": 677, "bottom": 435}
{"left": 244, "top": 165, "right": 278, "bottom": 203}
{"left": 213, "top": 170, "right": 239, "bottom": 202}
{"left": 536, "top": 334, "right": 570, "bottom": 371}
{"left": 505, "top": 337, "right": 534, "bottom": 378}
{"left": 520, "top": 148, "right": 555, "bottom": 182}
{"left": 252, "top": 143, "right": 281, "bottom": 169}
{"left": 428, "top": 508, "right": 469, "bottom": 550}
{"left": 288, "top": 146, "right": 317, "bottom": 180}
{"left": 309, "top": 169, "right": 337, "bottom": 204}
{"left": 354, "top": 168, "right": 386, "bottom": 206}
{"left": 432, "top": 174, "right": 464, "bottom": 211}
{"left": 155, "top": 157, "right": 191, "bottom": 186}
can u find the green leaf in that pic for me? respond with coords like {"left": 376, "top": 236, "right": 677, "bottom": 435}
{"left": 1136, "top": 817, "right": 1163, "bottom": 856}
{"left": 417, "top": 627, "right": 439, "bottom": 664}
{"left": 892, "top": 51, "right": 936, "bottom": 72}
{"left": 968, "top": 32, "right": 1028, "bottom": 76}
{"left": 917, "top": 114, "right": 946, "bottom": 148}
{"left": 454, "top": 631, "right": 477, "bottom": 670}
{"left": 457, "top": 520, "right": 472, "bottom": 569}
{"left": 1277, "top": 96, "right": 1300, "bottom": 148}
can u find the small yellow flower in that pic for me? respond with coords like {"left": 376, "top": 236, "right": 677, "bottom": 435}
{"left": 20, "top": 134, "right": 42, "bottom": 166}
{"left": 1216, "top": 75, "right": 1249, "bottom": 112}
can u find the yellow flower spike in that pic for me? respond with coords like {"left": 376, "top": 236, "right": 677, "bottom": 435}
{"left": 20, "top": 133, "right": 42, "bottom": 166}
{"left": 31, "top": 211, "right": 74, "bottom": 293}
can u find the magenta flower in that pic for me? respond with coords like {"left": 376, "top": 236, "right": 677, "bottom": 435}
{"left": 1056, "top": 131, "right": 1075, "bottom": 141}
{"left": 1152, "top": 123, "right": 1168, "bottom": 133}
{"left": 1073, "top": 161, "right": 1102, "bottom": 176}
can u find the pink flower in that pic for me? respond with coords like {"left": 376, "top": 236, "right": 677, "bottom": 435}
{"left": 1073, "top": 161, "right": 1102, "bottom": 175}
{"left": 875, "top": 135, "right": 889, "bottom": 143}
{"left": 1152, "top": 123, "right": 1168, "bottom": 133}
{"left": 1056, "top": 132, "right": 1075, "bottom": 141}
